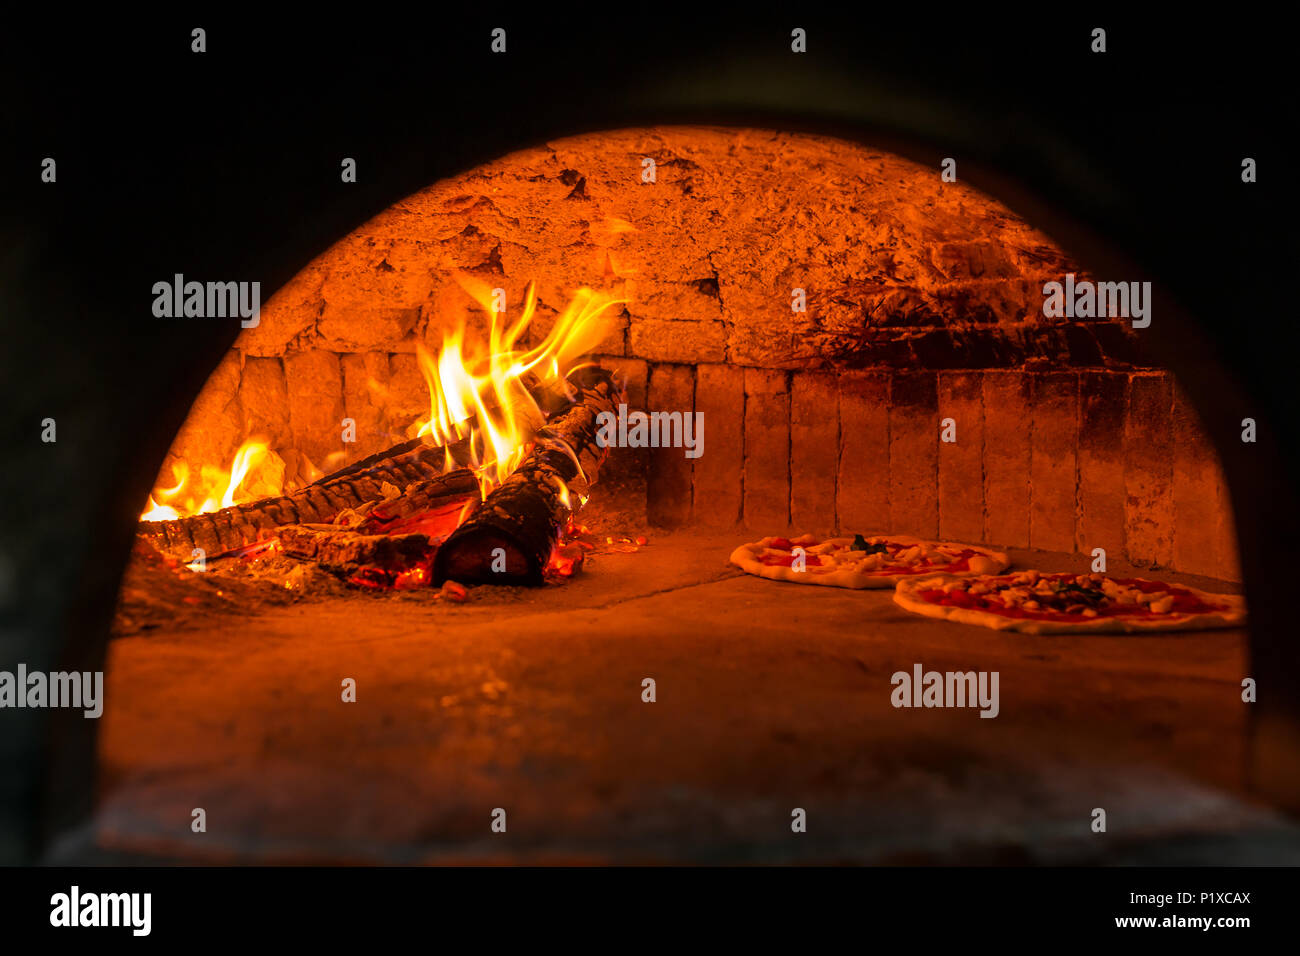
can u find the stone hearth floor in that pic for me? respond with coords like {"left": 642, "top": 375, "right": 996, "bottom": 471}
{"left": 83, "top": 531, "right": 1300, "bottom": 865}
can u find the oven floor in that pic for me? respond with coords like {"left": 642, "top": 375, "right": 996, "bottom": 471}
{"left": 83, "top": 532, "right": 1300, "bottom": 864}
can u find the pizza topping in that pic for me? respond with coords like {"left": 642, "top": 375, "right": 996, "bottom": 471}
{"left": 732, "top": 534, "right": 1009, "bottom": 588}
{"left": 812, "top": 535, "right": 992, "bottom": 576}
{"left": 913, "top": 572, "right": 1228, "bottom": 622}
{"left": 1149, "top": 594, "right": 1176, "bottom": 614}
{"left": 850, "top": 534, "right": 889, "bottom": 556}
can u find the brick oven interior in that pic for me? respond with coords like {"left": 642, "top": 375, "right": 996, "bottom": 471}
{"left": 95, "top": 126, "right": 1285, "bottom": 864}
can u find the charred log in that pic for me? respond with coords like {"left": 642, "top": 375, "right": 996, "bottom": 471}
{"left": 433, "top": 366, "right": 618, "bottom": 586}
{"left": 278, "top": 525, "right": 434, "bottom": 572}
{"left": 355, "top": 470, "right": 478, "bottom": 533}
{"left": 140, "top": 438, "right": 477, "bottom": 559}
{"left": 137, "top": 374, "right": 578, "bottom": 559}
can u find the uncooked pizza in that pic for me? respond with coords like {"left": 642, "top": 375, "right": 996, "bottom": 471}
{"left": 893, "top": 570, "right": 1246, "bottom": 634}
{"left": 729, "top": 533, "right": 1011, "bottom": 589}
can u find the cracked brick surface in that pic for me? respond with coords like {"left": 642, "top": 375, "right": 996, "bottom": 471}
{"left": 235, "top": 126, "right": 1130, "bottom": 370}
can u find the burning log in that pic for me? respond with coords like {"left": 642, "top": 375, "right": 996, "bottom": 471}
{"left": 137, "top": 362, "right": 622, "bottom": 593}
{"left": 433, "top": 366, "right": 618, "bottom": 586}
{"left": 277, "top": 525, "right": 447, "bottom": 589}
{"left": 279, "top": 525, "right": 439, "bottom": 567}
{"left": 140, "top": 439, "right": 478, "bottom": 559}
{"left": 137, "top": 367, "right": 586, "bottom": 560}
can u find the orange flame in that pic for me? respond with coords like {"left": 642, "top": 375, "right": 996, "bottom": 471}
{"left": 414, "top": 279, "right": 621, "bottom": 499}
{"left": 140, "top": 281, "right": 619, "bottom": 523}
{"left": 141, "top": 440, "right": 280, "bottom": 521}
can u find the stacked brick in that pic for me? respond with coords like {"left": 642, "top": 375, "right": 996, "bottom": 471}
{"left": 159, "top": 127, "right": 1240, "bottom": 580}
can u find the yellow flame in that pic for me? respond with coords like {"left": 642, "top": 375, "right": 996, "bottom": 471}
{"left": 140, "top": 280, "right": 620, "bottom": 523}
{"left": 415, "top": 279, "right": 621, "bottom": 500}
{"left": 140, "top": 496, "right": 180, "bottom": 522}
{"left": 158, "top": 462, "right": 188, "bottom": 497}
{"left": 141, "top": 439, "right": 277, "bottom": 522}
{"left": 221, "top": 441, "right": 271, "bottom": 508}
{"left": 139, "top": 462, "right": 186, "bottom": 520}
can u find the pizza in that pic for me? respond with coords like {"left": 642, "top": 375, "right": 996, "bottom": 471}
{"left": 729, "top": 533, "right": 1011, "bottom": 589}
{"left": 893, "top": 570, "right": 1246, "bottom": 634}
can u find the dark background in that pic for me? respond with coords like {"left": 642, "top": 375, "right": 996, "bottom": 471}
{"left": 1, "top": 12, "right": 1296, "bottom": 864}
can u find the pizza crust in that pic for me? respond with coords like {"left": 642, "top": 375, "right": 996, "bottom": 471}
{"left": 893, "top": 574, "right": 1247, "bottom": 634}
{"left": 729, "top": 533, "right": 1011, "bottom": 589}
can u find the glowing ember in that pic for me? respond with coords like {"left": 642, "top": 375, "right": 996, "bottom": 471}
{"left": 360, "top": 497, "right": 473, "bottom": 538}
{"left": 542, "top": 521, "right": 648, "bottom": 581}
{"left": 545, "top": 543, "right": 585, "bottom": 579}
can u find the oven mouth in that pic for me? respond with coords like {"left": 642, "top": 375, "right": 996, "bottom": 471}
{"left": 126, "top": 125, "right": 1238, "bottom": 607}
{"left": 93, "top": 124, "right": 1252, "bottom": 864}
